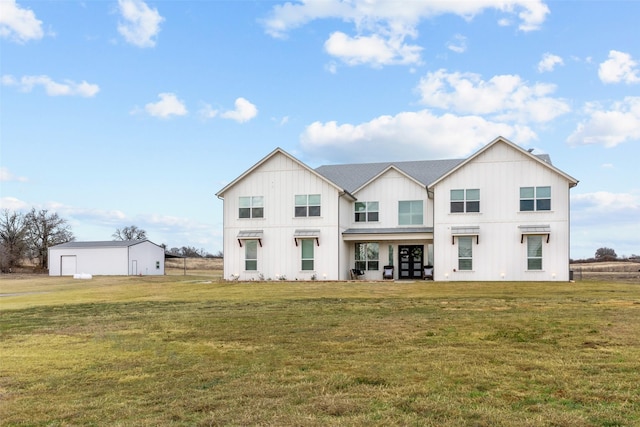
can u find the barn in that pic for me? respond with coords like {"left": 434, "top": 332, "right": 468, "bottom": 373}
{"left": 48, "top": 240, "right": 165, "bottom": 276}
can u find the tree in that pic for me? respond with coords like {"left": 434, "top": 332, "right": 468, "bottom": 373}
{"left": 595, "top": 247, "right": 617, "bottom": 261}
{"left": 25, "top": 208, "right": 74, "bottom": 269}
{"left": 0, "top": 209, "right": 29, "bottom": 270}
{"left": 112, "top": 225, "right": 147, "bottom": 241}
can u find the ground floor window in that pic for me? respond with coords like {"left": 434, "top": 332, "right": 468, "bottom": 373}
{"left": 355, "top": 242, "right": 379, "bottom": 271}
{"left": 527, "top": 235, "right": 543, "bottom": 270}
{"left": 458, "top": 236, "right": 473, "bottom": 271}
{"left": 245, "top": 240, "right": 258, "bottom": 271}
{"left": 301, "top": 239, "right": 314, "bottom": 270}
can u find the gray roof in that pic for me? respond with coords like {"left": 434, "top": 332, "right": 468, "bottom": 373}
{"left": 315, "top": 158, "right": 465, "bottom": 193}
{"left": 50, "top": 240, "right": 151, "bottom": 249}
{"left": 315, "top": 154, "right": 553, "bottom": 193}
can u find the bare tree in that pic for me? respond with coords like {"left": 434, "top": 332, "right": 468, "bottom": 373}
{"left": 112, "top": 225, "right": 147, "bottom": 241}
{"left": 25, "top": 209, "right": 74, "bottom": 269}
{"left": 0, "top": 209, "right": 29, "bottom": 271}
{"left": 595, "top": 247, "right": 617, "bottom": 261}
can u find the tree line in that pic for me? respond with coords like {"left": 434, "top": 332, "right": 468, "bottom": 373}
{"left": 0, "top": 209, "right": 220, "bottom": 272}
{"left": 0, "top": 209, "right": 74, "bottom": 271}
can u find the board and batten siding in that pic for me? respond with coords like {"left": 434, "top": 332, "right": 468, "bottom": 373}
{"left": 221, "top": 151, "right": 344, "bottom": 281}
{"left": 351, "top": 168, "right": 432, "bottom": 229}
{"left": 432, "top": 141, "right": 573, "bottom": 281}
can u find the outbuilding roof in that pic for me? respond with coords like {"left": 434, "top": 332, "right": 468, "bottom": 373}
{"left": 50, "top": 240, "right": 156, "bottom": 249}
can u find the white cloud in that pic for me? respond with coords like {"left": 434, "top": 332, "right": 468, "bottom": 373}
{"left": 567, "top": 97, "right": 640, "bottom": 147}
{"left": 265, "top": 0, "right": 549, "bottom": 37}
{"left": 324, "top": 31, "right": 422, "bottom": 67}
{"left": 416, "top": 69, "right": 570, "bottom": 123}
{"left": 598, "top": 50, "right": 640, "bottom": 84}
{"left": 221, "top": 97, "right": 258, "bottom": 123}
{"left": 0, "top": 167, "right": 28, "bottom": 182}
{"left": 572, "top": 191, "right": 639, "bottom": 218}
{"left": 0, "top": 0, "right": 43, "bottom": 43}
{"left": 141, "top": 92, "right": 188, "bottom": 119}
{"left": 446, "top": 34, "right": 467, "bottom": 54}
{"left": 571, "top": 191, "right": 640, "bottom": 257}
{"left": 117, "top": 0, "right": 164, "bottom": 48}
{"left": 264, "top": 0, "right": 548, "bottom": 67}
{"left": 538, "top": 53, "right": 563, "bottom": 72}
{"left": 199, "top": 104, "right": 219, "bottom": 119}
{"left": 0, "top": 196, "right": 30, "bottom": 211}
{"left": 300, "top": 109, "right": 536, "bottom": 163}
{"left": 1, "top": 74, "right": 100, "bottom": 97}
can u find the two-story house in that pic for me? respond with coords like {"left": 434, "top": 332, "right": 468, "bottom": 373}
{"left": 215, "top": 136, "right": 578, "bottom": 281}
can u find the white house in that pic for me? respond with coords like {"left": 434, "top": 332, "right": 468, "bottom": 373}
{"left": 48, "top": 240, "right": 165, "bottom": 276}
{"left": 215, "top": 137, "right": 578, "bottom": 282}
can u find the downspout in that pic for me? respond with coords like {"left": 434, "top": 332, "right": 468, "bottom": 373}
{"left": 338, "top": 192, "right": 342, "bottom": 280}
{"left": 427, "top": 186, "right": 435, "bottom": 276}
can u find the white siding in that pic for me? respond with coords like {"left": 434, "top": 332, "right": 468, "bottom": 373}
{"left": 48, "top": 241, "right": 165, "bottom": 276}
{"left": 221, "top": 151, "right": 345, "bottom": 281}
{"left": 432, "top": 141, "right": 572, "bottom": 281}
{"left": 49, "top": 247, "right": 129, "bottom": 275}
{"left": 344, "top": 168, "right": 433, "bottom": 281}
{"left": 129, "top": 241, "right": 165, "bottom": 275}
{"left": 352, "top": 168, "right": 432, "bottom": 229}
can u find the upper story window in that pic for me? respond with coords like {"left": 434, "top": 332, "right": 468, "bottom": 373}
{"left": 239, "top": 196, "right": 264, "bottom": 218}
{"left": 355, "top": 201, "right": 379, "bottom": 222}
{"left": 451, "top": 189, "right": 480, "bottom": 213}
{"left": 520, "top": 186, "right": 550, "bottom": 211}
{"left": 398, "top": 200, "right": 423, "bottom": 225}
{"left": 295, "top": 194, "right": 321, "bottom": 217}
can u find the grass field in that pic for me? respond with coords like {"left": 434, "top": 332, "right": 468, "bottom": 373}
{"left": 1, "top": 274, "right": 639, "bottom": 426}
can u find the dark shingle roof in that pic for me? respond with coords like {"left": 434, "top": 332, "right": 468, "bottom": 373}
{"left": 315, "top": 158, "right": 465, "bottom": 193}
{"left": 315, "top": 154, "right": 553, "bottom": 193}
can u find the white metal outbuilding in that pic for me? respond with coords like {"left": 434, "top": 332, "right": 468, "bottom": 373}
{"left": 48, "top": 240, "right": 165, "bottom": 276}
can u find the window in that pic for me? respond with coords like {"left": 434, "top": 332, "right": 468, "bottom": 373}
{"left": 355, "top": 243, "right": 379, "bottom": 271}
{"left": 520, "top": 186, "right": 550, "bottom": 211}
{"left": 301, "top": 239, "right": 314, "bottom": 270}
{"left": 451, "top": 189, "right": 480, "bottom": 213}
{"left": 295, "top": 194, "right": 321, "bottom": 217}
{"left": 355, "top": 201, "right": 379, "bottom": 222}
{"left": 458, "top": 236, "right": 473, "bottom": 271}
{"left": 398, "top": 200, "right": 423, "bottom": 225}
{"left": 245, "top": 240, "right": 258, "bottom": 271}
{"left": 239, "top": 196, "right": 264, "bottom": 218}
{"left": 527, "top": 235, "right": 543, "bottom": 270}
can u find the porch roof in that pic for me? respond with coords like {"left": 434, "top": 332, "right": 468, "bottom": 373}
{"left": 342, "top": 227, "right": 433, "bottom": 241}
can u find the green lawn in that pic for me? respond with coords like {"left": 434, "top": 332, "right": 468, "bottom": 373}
{"left": 1, "top": 275, "right": 639, "bottom": 426}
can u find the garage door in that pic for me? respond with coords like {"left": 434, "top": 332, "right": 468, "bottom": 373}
{"left": 61, "top": 255, "right": 77, "bottom": 276}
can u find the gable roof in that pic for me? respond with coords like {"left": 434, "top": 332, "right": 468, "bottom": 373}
{"left": 50, "top": 240, "right": 158, "bottom": 249}
{"left": 427, "top": 136, "right": 578, "bottom": 190}
{"left": 315, "top": 158, "right": 465, "bottom": 193}
{"left": 215, "top": 147, "right": 354, "bottom": 199}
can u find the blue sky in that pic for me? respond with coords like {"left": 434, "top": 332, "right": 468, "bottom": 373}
{"left": 1, "top": 0, "right": 638, "bottom": 259}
